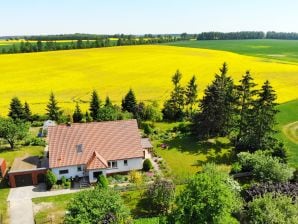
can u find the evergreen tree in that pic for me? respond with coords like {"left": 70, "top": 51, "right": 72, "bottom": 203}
{"left": 85, "top": 111, "right": 92, "bottom": 122}
{"left": 23, "top": 101, "right": 32, "bottom": 122}
{"left": 251, "top": 81, "right": 279, "bottom": 150}
{"left": 8, "top": 97, "right": 25, "bottom": 120}
{"left": 104, "top": 96, "right": 113, "bottom": 107}
{"left": 194, "top": 63, "right": 236, "bottom": 137}
{"left": 122, "top": 89, "right": 137, "bottom": 116}
{"left": 46, "top": 92, "right": 61, "bottom": 121}
{"left": 235, "top": 71, "right": 258, "bottom": 150}
{"left": 162, "top": 70, "right": 185, "bottom": 121}
{"left": 73, "top": 103, "right": 83, "bottom": 123}
{"left": 89, "top": 90, "right": 101, "bottom": 121}
{"left": 185, "top": 75, "right": 198, "bottom": 116}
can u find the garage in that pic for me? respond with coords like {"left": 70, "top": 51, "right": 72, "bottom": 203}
{"left": 14, "top": 174, "right": 33, "bottom": 187}
{"left": 8, "top": 156, "right": 48, "bottom": 188}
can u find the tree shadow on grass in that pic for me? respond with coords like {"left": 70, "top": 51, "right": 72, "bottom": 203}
{"left": 163, "top": 134, "right": 232, "bottom": 155}
{"left": 161, "top": 134, "right": 236, "bottom": 166}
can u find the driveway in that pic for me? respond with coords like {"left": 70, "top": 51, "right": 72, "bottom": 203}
{"left": 7, "top": 184, "right": 83, "bottom": 224}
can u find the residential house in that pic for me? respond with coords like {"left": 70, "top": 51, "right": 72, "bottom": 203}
{"left": 48, "top": 119, "right": 148, "bottom": 183}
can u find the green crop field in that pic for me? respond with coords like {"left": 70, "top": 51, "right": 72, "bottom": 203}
{"left": 164, "top": 39, "right": 298, "bottom": 63}
{"left": 276, "top": 100, "right": 298, "bottom": 167}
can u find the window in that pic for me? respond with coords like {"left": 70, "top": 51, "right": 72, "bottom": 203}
{"left": 76, "top": 144, "right": 83, "bottom": 153}
{"left": 59, "top": 169, "right": 68, "bottom": 175}
{"left": 108, "top": 161, "right": 118, "bottom": 168}
{"left": 77, "top": 166, "right": 82, "bottom": 172}
{"left": 124, "top": 160, "right": 128, "bottom": 166}
{"left": 112, "top": 161, "right": 117, "bottom": 168}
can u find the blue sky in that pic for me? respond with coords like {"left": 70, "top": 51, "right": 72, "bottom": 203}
{"left": 1, "top": 0, "right": 297, "bottom": 35}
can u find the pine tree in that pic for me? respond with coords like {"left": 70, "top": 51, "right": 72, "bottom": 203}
{"left": 162, "top": 70, "right": 185, "bottom": 121}
{"left": 73, "top": 103, "right": 83, "bottom": 123}
{"left": 122, "top": 89, "right": 137, "bottom": 116}
{"left": 195, "top": 63, "right": 236, "bottom": 137}
{"left": 251, "top": 81, "right": 279, "bottom": 150}
{"left": 23, "top": 101, "right": 32, "bottom": 122}
{"left": 185, "top": 75, "right": 198, "bottom": 116}
{"left": 235, "top": 71, "right": 258, "bottom": 150}
{"left": 46, "top": 92, "right": 61, "bottom": 121}
{"left": 8, "top": 97, "right": 25, "bottom": 120}
{"left": 89, "top": 90, "right": 101, "bottom": 121}
{"left": 85, "top": 111, "right": 92, "bottom": 122}
{"left": 104, "top": 96, "right": 113, "bottom": 107}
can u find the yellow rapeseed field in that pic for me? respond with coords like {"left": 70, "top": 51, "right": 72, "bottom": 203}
{"left": 0, "top": 45, "right": 297, "bottom": 114}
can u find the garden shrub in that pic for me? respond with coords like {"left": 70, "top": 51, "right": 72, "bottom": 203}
{"left": 97, "top": 175, "right": 109, "bottom": 188}
{"left": 143, "top": 159, "right": 153, "bottom": 171}
{"left": 45, "top": 170, "right": 57, "bottom": 190}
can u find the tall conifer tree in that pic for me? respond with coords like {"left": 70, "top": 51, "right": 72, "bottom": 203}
{"left": 122, "top": 89, "right": 137, "bottom": 116}
{"left": 73, "top": 103, "right": 83, "bottom": 123}
{"left": 185, "top": 75, "right": 198, "bottom": 116}
{"left": 46, "top": 92, "right": 61, "bottom": 121}
{"left": 8, "top": 97, "right": 25, "bottom": 120}
{"left": 89, "top": 90, "right": 101, "bottom": 121}
{"left": 195, "top": 63, "right": 236, "bottom": 137}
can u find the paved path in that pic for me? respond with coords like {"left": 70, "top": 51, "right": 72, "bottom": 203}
{"left": 7, "top": 184, "right": 84, "bottom": 224}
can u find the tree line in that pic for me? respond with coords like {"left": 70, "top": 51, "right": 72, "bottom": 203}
{"left": 1, "top": 36, "right": 179, "bottom": 54}
{"left": 196, "top": 31, "right": 298, "bottom": 40}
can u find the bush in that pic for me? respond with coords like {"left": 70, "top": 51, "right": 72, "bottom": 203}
{"left": 30, "top": 137, "right": 46, "bottom": 146}
{"left": 128, "top": 170, "right": 143, "bottom": 187}
{"left": 143, "top": 159, "right": 153, "bottom": 171}
{"left": 97, "top": 175, "right": 109, "bottom": 188}
{"left": 31, "top": 121, "right": 44, "bottom": 127}
{"left": 45, "top": 170, "right": 57, "bottom": 190}
{"left": 142, "top": 123, "right": 154, "bottom": 135}
{"left": 65, "top": 188, "right": 131, "bottom": 223}
{"left": 145, "top": 178, "right": 175, "bottom": 215}
{"left": 171, "top": 164, "right": 241, "bottom": 223}
{"left": 238, "top": 151, "right": 294, "bottom": 182}
{"left": 246, "top": 193, "right": 298, "bottom": 223}
{"left": 230, "top": 162, "right": 242, "bottom": 174}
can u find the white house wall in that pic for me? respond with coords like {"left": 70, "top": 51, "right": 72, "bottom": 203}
{"left": 52, "top": 165, "right": 85, "bottom": 180}
{"left": 89, "top": 158, "right": 143, "bottom": 183}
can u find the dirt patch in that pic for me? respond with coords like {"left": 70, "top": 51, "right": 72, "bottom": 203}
{"left": 33, "top": 202, "right": 53, "bottom": 214}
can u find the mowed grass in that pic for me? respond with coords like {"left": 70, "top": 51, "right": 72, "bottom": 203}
{"left": 0, "top": 145, "right": 44, "bottom": 168}
{"left": 32, "top": 189, "right": 155, "bottom": 223}
{"left": 164, "top": 39, "right": 298, "bottom": 63}
{"left": 276, "top": 100, "right": 298, "bottom": 167}
{"left": 154, "top": 123, "right": 233, "bottom": 181}
{"left": 0, "top": 45, "right": 297, "bottom": 115}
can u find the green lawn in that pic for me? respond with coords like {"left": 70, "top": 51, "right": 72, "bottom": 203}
{"left": 276, "top": 100, "right": 298, "bottom": 167}
{"left": 153, "top": 123, "right": 233, "bottom": 182}
{"left": 33, "top": 193, "right": 74, "bottom": 224}
{"left": 0, "top": 145, "right": 44, "bottom": 168}
{"left": 164, "top": 39, "right": 298, "bottom": 63}
{"left": 0, "top": 185, "right": 9, "bottom": 224}
{"left": 32, "top": 189, "right": 156, "bottom": 223}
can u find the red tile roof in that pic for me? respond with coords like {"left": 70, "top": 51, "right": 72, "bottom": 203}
{"left": 86, "top": 151, "right": 108, "bottom": 170}
{"left": 48, "top": 120, "right": 144, "bottom": 169}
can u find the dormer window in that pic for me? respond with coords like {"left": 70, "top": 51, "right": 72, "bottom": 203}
{"left": 76, "top": 144, "right": 83, "bottom": 153}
